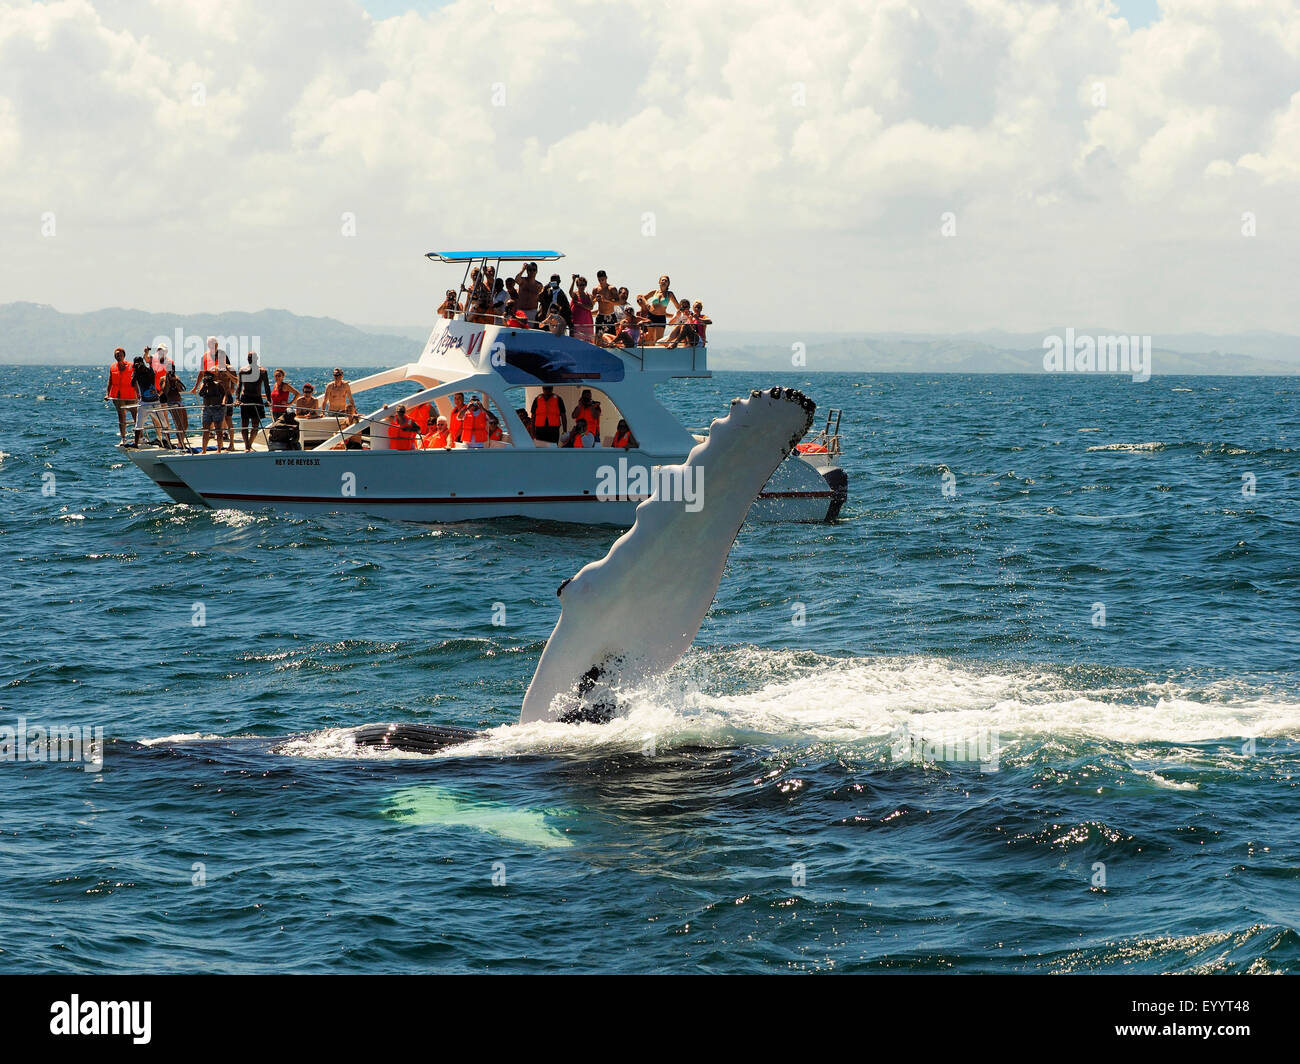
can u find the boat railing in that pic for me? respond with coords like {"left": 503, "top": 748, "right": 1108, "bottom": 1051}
{"left": 800, "top": 409, "right": 843, "bottom": 457}
{"left": 108, "top": 397, "right": 408, "bottom": 453}
{"left": 111, "top": 395, "right": 522, "bottom": 453}
{"left": 438, "top": 310, "right": 709, "bottom": 354}
{"left": 690, "top": 409, "right": 843, "bottom": 457}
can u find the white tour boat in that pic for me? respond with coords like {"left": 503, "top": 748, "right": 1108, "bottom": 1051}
{"left": 120, "top": 250, "right": 848, "bottom": 525}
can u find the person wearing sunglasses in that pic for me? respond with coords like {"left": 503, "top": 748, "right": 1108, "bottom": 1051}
{"left": 322, "top": 368, "right": 354, "bottom": 417}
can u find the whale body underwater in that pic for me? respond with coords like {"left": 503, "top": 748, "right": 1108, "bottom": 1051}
{"left": 347, "top": 386, "right": 817, "bottom": 754}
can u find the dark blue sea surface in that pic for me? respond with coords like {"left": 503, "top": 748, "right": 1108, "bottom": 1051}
{"left": 2, "top": 366, "right": 1297, "bottom": 973}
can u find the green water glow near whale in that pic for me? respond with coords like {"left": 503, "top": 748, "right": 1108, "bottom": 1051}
{"left": 383, "top": 786, "right": 575, "bottom": 848}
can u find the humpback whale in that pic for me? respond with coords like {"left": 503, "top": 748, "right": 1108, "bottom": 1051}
{"left": 354, "top": 387, "right": 817, "bottom": 753}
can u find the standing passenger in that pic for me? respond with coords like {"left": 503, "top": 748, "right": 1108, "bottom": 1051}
{"left": 446, "top": 391, "right": 469, "bottom": 443}
{"left": 460, "top": 395, "right": 489, "bottom": 449}
{"left": 514, "top": 262, "right": 543, "bottom": 321}
{"left": 569, "top": 276, "right": 594, "bottom": 343}
{"left": 159, "top": 364, "right": 188, "bottom": 443}
{"left": 529, "top": 384, "right": 566, "bottom": 445}
{"left": 322, "top": 368, "right": 354, "bottom": 417}
{"left": 572, "top": 390, "right": 601, "bottom": 439}
{"left": 104, "top": 347, "right": 136, "bottom": 444}
{"left": 195, "top": 370, "right": 229, "bottom": 452}
{"left": 131, "top": 356, "right": 165, "bottom": 447}
{"left": 269, "top": 369, "right": 299, "bottom": 419}
{"left": 237, "top": 353, "right": 272, "bottom": 452}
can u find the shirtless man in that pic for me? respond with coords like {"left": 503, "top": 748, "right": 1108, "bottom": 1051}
{"left": 294, "top": 382, "right": 321, "bottom": 417}
{"left": 591, "top": 269, "right": 618, "bottom": 333}
{"left": 322, "top": 368, "right": 354, "bottom": 416}
{"left": 514, "top": 262, "right": 544, "bottom": 321}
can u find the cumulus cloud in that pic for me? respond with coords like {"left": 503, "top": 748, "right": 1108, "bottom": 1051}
{"left": 1, "top": 0, "right": 1297, "bottom": 333}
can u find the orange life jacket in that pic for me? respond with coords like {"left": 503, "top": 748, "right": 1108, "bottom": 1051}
{"left": 612, "top": 431, "right": 632, "bottom": 449}
{"left": 534, "top": 393, "right": 561, "bottom": 428}
{"left": 154, "top": 365, "right": 167, "bottom": 391}
{"left": 203, "top": 351, "right": 227, "bottom": 373}
{"left": 572, "top": 432, "right": 586, "bottom": 448}
{"left": 462, "top": 408, "right": 488, "bottom": 445}
{"left": 575, "top": 404, "right": 599, "bottom": 438}
{"left": 390, "top": 417, "right": 418, "bottom": 450}
{"left": 410, "top": 403, "right": 432, "bottom": 431}
{"left": 108, "top": 360, "right": 136, "bottom": 400}
{"left": 488, "top": 423, "right": 503, "bottom": 441}
{"left": 422, "top": 427, "right": 450, "bottom": 450}
{"left": 448, "top": 404, "right": 467, "bottom": 441}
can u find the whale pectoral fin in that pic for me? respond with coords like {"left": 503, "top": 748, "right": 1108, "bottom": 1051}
{"left": 519, "top": 387, "right": 816, "bottom": 724}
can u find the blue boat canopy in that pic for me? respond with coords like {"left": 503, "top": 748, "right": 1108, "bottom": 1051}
{"left": 426, "top": 250, "right": 564, "bottom": 263}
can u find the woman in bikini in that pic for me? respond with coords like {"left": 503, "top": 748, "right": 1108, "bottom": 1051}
{"left": 640, "top": 275, "right": 679, "bottom": 345}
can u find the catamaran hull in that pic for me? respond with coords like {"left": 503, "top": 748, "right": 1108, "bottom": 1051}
{"left": 121, "top": 446, "right": 207, "bottom": 506}
{"left": 130, "top": 445, "right": 844, "bottom": 524}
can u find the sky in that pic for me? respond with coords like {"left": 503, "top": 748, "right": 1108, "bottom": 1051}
{"left": 2, "top": 0, "right": 1297, "bottom": 335}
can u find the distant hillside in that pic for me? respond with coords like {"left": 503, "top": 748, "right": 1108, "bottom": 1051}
{"left": 3, "top": 302, "right": 1296, "bottom": 375}
{"left": 0, "top": 303, "right": 419, "bottom": 367}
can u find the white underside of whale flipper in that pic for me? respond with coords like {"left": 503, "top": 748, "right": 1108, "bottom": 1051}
{"left": 519, "top": 387, "right": 816, "bottom": 725}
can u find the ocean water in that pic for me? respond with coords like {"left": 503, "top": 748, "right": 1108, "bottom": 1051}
{"left": 1, "top": 366, "right": 1297, "bottom": 974}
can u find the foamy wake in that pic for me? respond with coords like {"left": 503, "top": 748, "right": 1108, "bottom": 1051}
{"left": 269, "top": 650, "right": 1300, "bottom": 762}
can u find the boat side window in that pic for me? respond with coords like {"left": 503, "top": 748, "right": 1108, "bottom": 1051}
{"left": 507, "top": 385, "right": 629, "bottom": 448}
{"left": 437, "top": 391, "right": 512, "bottom": 448}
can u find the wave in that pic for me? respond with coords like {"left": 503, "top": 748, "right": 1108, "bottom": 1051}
{"left": 1085, "top": 441, "right": 1167, "bottom": 453}
{"left": 1085, "top": 440, "right": 1292, "bottom": 456}
{"left": 262, "top": 649, "right": 1300, "bottom": 762}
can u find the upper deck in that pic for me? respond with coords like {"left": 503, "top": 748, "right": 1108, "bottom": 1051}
{"left": 416, "top": 317, "right": 708, "bottom": 386}
{"left": 422, "top": 250, "right": 711, "bottom": 385}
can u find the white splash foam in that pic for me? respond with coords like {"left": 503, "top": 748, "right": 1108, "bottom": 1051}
{"left": 160, "top": 652, "right": 1300, "bottom": 763}
{"left": 1085, "top": 441, "right": 1166, "bottom": 453}
{"left": 140, "top": 732, "right": 228, "bottom": 745}
{"left": 424, "top": 651, "right": 1300, "bottom": 759}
